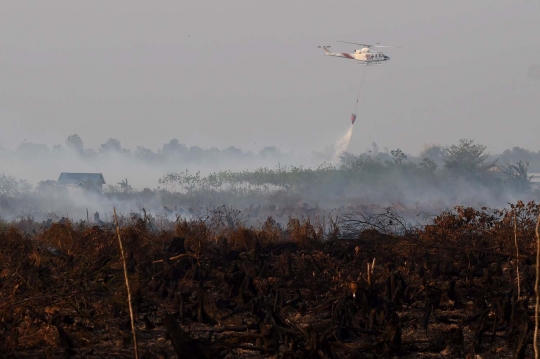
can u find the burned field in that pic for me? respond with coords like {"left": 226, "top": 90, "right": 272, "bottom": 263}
{"left": 1, "top": 202, "right": 540, "bottom": 358}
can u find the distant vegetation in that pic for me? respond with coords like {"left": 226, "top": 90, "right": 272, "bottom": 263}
{"left": 157, "top": 139, "right": 538, "bottom": 204}
{"left": 0, "top": 174, "right": 32, "bottom": 197}
{"left": 2, "top": 134, "right": 540, "bottom": 178}
{"left": 1, "top": 136, "right": 538, "bottom": 198}
{"left": 1, "top": 137, "right": 539, "bottom": 222}
{"left": 7, "top": 134, "right": 289, "bottom": 167}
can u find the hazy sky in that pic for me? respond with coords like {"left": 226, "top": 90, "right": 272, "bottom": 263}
{"left": 1, "top": 1, "right": 539, "bottom": 156}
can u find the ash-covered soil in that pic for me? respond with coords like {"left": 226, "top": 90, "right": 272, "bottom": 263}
{"left": 1, "top": 202, "right": 540, "bottom": 358}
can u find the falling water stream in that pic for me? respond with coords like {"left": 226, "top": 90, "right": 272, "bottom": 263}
{"left": 333, "top": 125, "right": 354, "bottom": 162}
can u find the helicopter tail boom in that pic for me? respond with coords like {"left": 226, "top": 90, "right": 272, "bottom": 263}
{"left": 318, "top": 46, "right": 354, "bottom": 59}
{"left": 317, "top": 45, "right": 332, "bottom": 54}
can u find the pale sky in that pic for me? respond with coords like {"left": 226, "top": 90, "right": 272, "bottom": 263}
{"left": 1, "top": 1, "right": 539, "bottom": 156}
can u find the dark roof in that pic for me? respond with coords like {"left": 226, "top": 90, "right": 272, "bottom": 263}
{"left": 58, "top": 173, "right": 106, "bottom": 185}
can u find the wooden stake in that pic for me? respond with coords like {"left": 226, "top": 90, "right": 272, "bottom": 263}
{"left": 534, "top": 212, "right": 540, "bottom": 359}
{"left": 514, "top": 211, "right": 520, "bottom": 297}
{"left": 113, "top": 208, "right": 139, "bottom": 359}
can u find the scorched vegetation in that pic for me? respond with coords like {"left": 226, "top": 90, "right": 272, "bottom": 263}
{"left": 1, "top": 202, "right": 540, "bottom": 358}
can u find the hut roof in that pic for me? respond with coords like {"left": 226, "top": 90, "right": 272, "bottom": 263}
{"left": 57, "top": 173, "right": 106, "bottom": 185}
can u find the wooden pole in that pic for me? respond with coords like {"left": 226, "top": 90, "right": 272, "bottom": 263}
{"left": 514, "top": 211, "right": 520, "bottom": 297}
{"left": 534, "top": 212, "right": 540, "bottom": 359}
{"left": 113, "top": 208, "right": 139, "bottom": 359}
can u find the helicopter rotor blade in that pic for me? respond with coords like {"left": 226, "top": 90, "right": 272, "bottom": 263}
{"left": 372, "top": 45, "right": 402, "bottom": 48}
{"left": 337, "top": 41, "right": 401, "bottom": 48}
{"left": 337, "top": 41, "right": 371, "bottom": 47}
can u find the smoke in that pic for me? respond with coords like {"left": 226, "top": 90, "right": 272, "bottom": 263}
{"left": 0, "top": 143, "right": 311, "bottom": 190}
{"left": 333, "top": 125, "right": 354, "bottom": 162}
{"left": 1, "top": 135, "right": 539, "bottom": 226}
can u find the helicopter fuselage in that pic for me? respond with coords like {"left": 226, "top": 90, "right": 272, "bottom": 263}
{"left": 319, "top": 46, "right": 390, "bottom": 65}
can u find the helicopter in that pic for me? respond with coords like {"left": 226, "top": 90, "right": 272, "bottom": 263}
{"left": 318, "top": 41, "right": 395, "bottom": 65}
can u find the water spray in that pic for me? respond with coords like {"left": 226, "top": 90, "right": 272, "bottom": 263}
{"left": 333, "top": 125, "right": 354, "bottom": 163}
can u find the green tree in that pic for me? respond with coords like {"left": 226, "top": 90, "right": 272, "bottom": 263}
{"left": 443, "top": 139, "right": 496, "bottom": 179}
{"left": 502, "top": 160, "right": 533, "bottom": 191}
{"left": 420, "top": 145, "right": 446, "bottom": 167}
{"left": 223, "top": 146, "right": 243, "bottom": 158}
{"left": 419, "top": 158, "right": 438, "bottom": 176}
{"left": 162, "top": 139, "right": 188, "bottom": 158}
{"left": 135, "top": 147, "right": 157, "bottom": 162}
{"left": 260, "top": 146, "right": 281, "bottom": 158}
{"left": 117, "top": 178, "right": 134, "bottom": 193}
{"left": 99, "top": 138, "right": 122, "bottom": 153}
{"left": 0, "top": 174, "right": 32, "bottom": 196}
{"left": 66, "top": 134, "right": 84, "bottom": 154}
{"left": 390, "top": 149, "right": 407, "bottom": 164}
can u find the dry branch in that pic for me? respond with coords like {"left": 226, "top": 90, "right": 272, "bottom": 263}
{"left": 152, "top": 253, "right": 198, "bottom": 264}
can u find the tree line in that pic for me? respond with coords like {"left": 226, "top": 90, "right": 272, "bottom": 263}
{"left": 158, "top": 139, "right": 538, "bottom": 200}
{"left": 3, "top": 134, "right": 286, "bottom": 165}
{"left": 1, "top": 136, "right": 539, "bottom": 198}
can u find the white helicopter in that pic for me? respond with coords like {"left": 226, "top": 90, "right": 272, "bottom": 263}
{"left": 318, "top": 41, "right": 395, "bottom": 65}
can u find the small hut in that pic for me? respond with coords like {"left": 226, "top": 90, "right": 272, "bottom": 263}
{"left": 57, "top": 173, "right": 106, "bottom": 192}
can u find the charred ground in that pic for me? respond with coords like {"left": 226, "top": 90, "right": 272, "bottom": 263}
{"left": 1, "top": 202, "right": 540, "bottom": 358}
